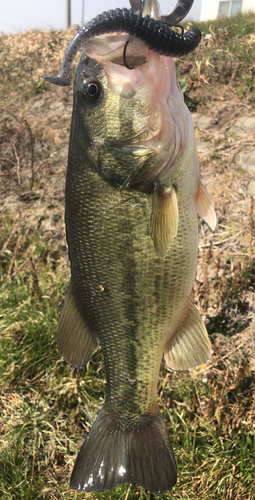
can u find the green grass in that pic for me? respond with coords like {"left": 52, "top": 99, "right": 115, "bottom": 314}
{"left": 0, "top": 211, "right": 255, "bottom": 499}
{"left": 190, "top": 11, "right": 255, "bottom": 37}
{"left": 1, "top": 10, "right": 255, "bottom": 500}
{"left": 176, "top": 11, "right": 255, "bottom": 99}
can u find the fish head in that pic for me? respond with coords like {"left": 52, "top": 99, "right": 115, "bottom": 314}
{"left": 71, "top": 15, "right": 193, "bottom": 192}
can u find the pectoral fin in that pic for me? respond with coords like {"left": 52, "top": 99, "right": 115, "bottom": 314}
{"left": 164, "top": 298, "right": 211, "bottom": 370}
{"left": 150, "top": 184, "right": 178, "bottom": 258}
{"left": 197, "top": 182, "right": 216, "bottom": 231}
{"left": 58, "top": 282, "right": 98, "bottom": 368}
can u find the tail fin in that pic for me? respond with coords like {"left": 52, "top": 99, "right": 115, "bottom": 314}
{"left": 70, "top": 404, "right": 177, "bottom": 493}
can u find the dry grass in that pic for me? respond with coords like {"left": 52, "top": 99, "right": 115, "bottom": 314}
{"left": 0, "top": 27, "right": 78, "bottom": 99}
{"left": 179, "top": 11, "right": 255, "bottom": 101}
{"left": 0, "top": 11, "right": 255, "bottom": 500}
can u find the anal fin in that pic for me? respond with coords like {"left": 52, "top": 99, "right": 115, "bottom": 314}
{"left": 164, "top": 298, "right": 211, "bottom": 370}
{"left": 197, "top": 182, "right": 216, "bottom": 231}
{"left": 58, "top": 282, "right": 98, "bottom": 368}
{"left": 150, "top": 183, "right": 178, "bottom": 258}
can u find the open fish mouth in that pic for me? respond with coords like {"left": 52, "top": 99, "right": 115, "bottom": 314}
{"left": 99, "top": 49, "right": 187, "bottom": 186}
{"left": 79, "top": 32, "right": 189, "bottom": 190}
{"left": 41, "top": 0, "right": 201, "bottom": 87}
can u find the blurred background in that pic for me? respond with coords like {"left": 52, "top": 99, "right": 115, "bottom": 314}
{"left": 1, "top": 0, "right": 254, "bottom": 34}
{"left": 0, "top": 1, "right": 255, "bottom": 499}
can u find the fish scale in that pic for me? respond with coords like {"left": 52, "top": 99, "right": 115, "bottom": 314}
{"left": 54, "top": 1, "right": 215, "bottom": 492}
{"left": 66, "top": 159, "right": 197, "bottom": 420}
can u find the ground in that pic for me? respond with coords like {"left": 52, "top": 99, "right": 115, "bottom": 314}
{"left": 0, "top": 13, "right": 255, "bottom": 500}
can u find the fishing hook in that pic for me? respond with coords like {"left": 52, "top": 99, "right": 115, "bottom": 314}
{"left": 123, "top": 40, "right": 135, "bottom": 70}
{"left": 122, "top": 22, "right": 184, "bottom": 70}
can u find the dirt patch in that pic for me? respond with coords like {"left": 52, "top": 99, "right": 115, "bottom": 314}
{"left": 0, "top": 28, "right": 254, "bottom": 368}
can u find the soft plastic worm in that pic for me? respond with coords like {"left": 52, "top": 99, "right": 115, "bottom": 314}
{"left": 42, "top": 8, "right": 201, "bottom": 86}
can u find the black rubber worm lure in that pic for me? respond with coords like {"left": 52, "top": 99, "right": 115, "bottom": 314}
{"left": 42, "top": 0, "right": 201, "bottom": 86}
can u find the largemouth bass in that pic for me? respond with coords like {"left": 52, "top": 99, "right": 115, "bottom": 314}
{"left": 55, "top": 0, "right": 216, "bottom": 493}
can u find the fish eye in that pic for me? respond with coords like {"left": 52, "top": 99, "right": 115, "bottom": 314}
{"left": 81, "top": 80, "right": 101, "bottom": 102}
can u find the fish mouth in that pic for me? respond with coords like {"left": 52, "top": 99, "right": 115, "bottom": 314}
{"left": 85, "top": 34, "right": 148, "bottom": 68}
{"left": 86, "top": 20, "right": 188, "bottom": 191}
{"left": 41, "top": 0, "right": 201, "bottom": 87}
{"left": 100, "top": 49, "right": 186, "bottom": 184}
